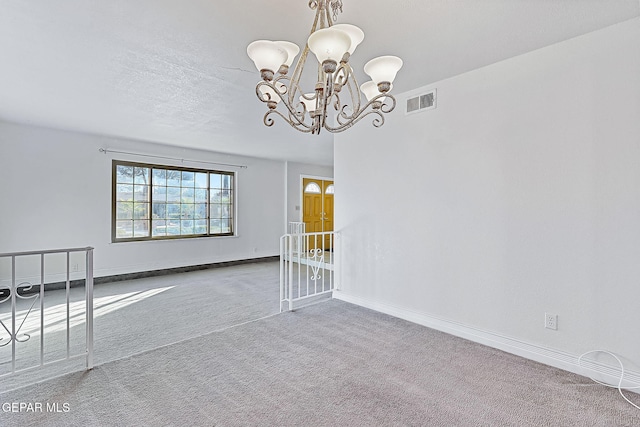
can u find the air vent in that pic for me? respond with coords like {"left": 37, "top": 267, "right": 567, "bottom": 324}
{"left": 406, "top": 89, "right": 436, "bottom": 115}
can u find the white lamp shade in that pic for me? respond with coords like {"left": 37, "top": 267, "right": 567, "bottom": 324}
{"left": 259, "top": 82, "right": 286, "bottom": 103}
{"left": 247, "top": 40, "right": 288, "bottom": 72}
{"left": 299, "top": 93, "right": 317, "bottom": 112}
{"left": 359, "top": 81, "right": 384, "bottom": 101}
{"left": 331, "top": 24, "right": 364, "bottom": 55}
{"left": 364, "top": 55, "right": 403, "bottom": 84}
{"left": 307, "top": 28, "right": 351, "bottom": 63}
{"left": 274, "top": 41, "right": 300, "bottom": 67}
{"left": 360, "top": 81, "right": 392, "bottom": 103}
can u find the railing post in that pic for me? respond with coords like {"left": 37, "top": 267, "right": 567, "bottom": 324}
{"left": 289, "top": 234, "right": 294, "bottom": 312}
{"left": 85, "top": 248, "right": 94, "bottom": 370}
{"left": 333, "top": 232, "right": 338, "bottom": 291}
{"left": 279, "top": 236, "right": 285, "bottom": 312}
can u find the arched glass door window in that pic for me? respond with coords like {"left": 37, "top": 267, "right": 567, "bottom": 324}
{"left": 325, "top": 184, "right": 334, "bottom": 194}
{"left": 304, "top": 182, "right": 322, "bottom": 194}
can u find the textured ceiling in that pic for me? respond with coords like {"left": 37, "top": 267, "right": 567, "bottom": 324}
{"left": 0, "top": 0, "right": 638, "bottom": 166}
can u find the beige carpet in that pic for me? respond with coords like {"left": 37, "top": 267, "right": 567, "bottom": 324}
{"left": 1, "top": 299, "right": 638, "bottom": 426}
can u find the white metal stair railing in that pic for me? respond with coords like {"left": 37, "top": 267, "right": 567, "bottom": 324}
{"left": 287, "top": 222, "right": 306, "bottom": 256}
{"left": 0, "top": 247, "right": 94, "bottom": 380}
{"left": 280, "top": 231, "right": 336, "bottom": 312}
{"left": 287, "top": 221, "right": 306, "bottom": 234}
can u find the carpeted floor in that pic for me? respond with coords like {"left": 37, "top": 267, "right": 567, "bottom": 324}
{"left": 1, "top": 261, "right": 281, "bottom": 392}
{"left": 1, "top": 298, "right": 639, "bottom": 426}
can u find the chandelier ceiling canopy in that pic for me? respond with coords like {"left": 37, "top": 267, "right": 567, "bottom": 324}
{"left": 247, "top": 0, "right": 403, "bottom": 135}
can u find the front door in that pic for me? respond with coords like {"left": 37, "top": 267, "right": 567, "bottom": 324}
{"left": 302, "top": 178, "right": 334, "bottom": 250}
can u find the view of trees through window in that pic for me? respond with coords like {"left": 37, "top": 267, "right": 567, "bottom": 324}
{"left": 113, "top": 161, "right": 234, "bottom": 241}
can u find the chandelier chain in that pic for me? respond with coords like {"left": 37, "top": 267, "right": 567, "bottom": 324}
{"left": 308, "top": 0, "right": 343, "bottom": 21}
{"left": 330, "top": 0, "right": 343, "bottom": 21}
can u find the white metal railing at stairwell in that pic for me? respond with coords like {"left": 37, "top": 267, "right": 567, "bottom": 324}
{"left": 280, "top": 231, "right": 337, "bottom": 312}
{"left": 0, "top": 247, "right": 94, "bottom": 380}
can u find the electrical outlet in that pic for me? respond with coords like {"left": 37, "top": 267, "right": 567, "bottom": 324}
{"left": 545, "top": 313, "right": 558, "bottom": 330}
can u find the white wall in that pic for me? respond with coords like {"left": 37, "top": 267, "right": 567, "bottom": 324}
{"left": 285, "top": 162, "right": 334, "bottom": 229}
{"left": 0, "top": 121, "right": 287, "bottom": 279}
{"left": 335, "top": 18, "right": 640, "bottom": 376}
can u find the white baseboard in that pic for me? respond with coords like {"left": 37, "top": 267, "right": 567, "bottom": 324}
{"left": 333, "top": 290, "right": 640, "bottom": 391}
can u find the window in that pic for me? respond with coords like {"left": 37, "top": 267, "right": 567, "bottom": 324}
{"left": 112, "top": 161, "right": 234, "bottom": 242}
{"left": 304, "top": 182, "right": 322, "bottom": 194}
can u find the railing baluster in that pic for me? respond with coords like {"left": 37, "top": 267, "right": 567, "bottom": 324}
{"left": 40, "top": 253, "right": 45, "bottom": 366}
{"left": 321, "top": 233, "right": 325, "bottom": 293}
{"left": 307, "top": 235, "right": 312, "bottom": 297}
{"left": 279, "top": 237, "right": 284, "bottom": 312}
{"left": 66, "top": 251, "right": 70, "bottom": 359}
{"left": 289, "top": 235, "right": 294, "bottom": 312}
{"left": 300, "top": 235, "right": 304, "bottom": 299}
{"left": 11, "top": 255, "right": 16, "bottom": 373}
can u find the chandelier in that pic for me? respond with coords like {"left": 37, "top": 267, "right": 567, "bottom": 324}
{"left": 246, "top": 0, "right": 403, "bottom": 135}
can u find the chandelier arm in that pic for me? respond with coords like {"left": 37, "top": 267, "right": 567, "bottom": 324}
{"left": 328, "top": 62, "right": 363, "bottom": 124}
{"left": 317, "top": 93, "right": 325, "bottom": 129}
{"left": 320, "top": 69, "right": 336, "bottom": 128}
{"left": 288, "top": 0, "right": 327, "bottom": 106}
{"left": 263, "top": 111, "right": 277, "bottom": 128}
{"left": 272, "top": 74, "right": 290, "bottom": 85}
{"left": 332, "top": 91, "right": 359, "bottom": 124}
{"left": 282, "top": 100, "right": 315, "bottom": 129}
{"left": 331, "top": 91, "right": 362, "bottom": 125}
{"left": 333, "top": 62, "right": 348, "bottom": 88}
{"left": 343, "top": 65, "right": 362, "bottom": 117}
{"left": 336, "top": 103, "right": 355, "bottom": 126}
{"left": 286, "top": 49, "right": 307, "bottom": 106}
{"left": 286, "top": 103, "right": 307, "bottom": 126}
{"left": 256, "top": 78, "right": 312, "bottom": 129}
{"left": 326, "top": 109, "right": 385, "bottom": 133}
{"left": 255, "top": 80, "right": 284, "bottom": 104}
{"left": 332, "top": 93, "right": 358, "bottom": 126}
{"left": 271, "top": 75, "right": 309, "bottom": 125}
{"left": 286, "top": 78, "right": 318, "bottom": 120}
{"left": 324, "top": 93, "right": 396, "bottom": 132}
{"left": 325, "top": 1, "right": 335, "bottom": 26}
{"left": 332, "top": 93, "right": 345, "bottom": 123}
{"left": 257, "top": 76, "right": 337, "bottom": 135}
{"left": 379, "top": 94, "right": 397, "bottom": 114}
{"left": 333, "top": 66, "right": 348, "bottom": 118}
{"left": 264, "top": 109, "right": 314, "bottom": 133}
